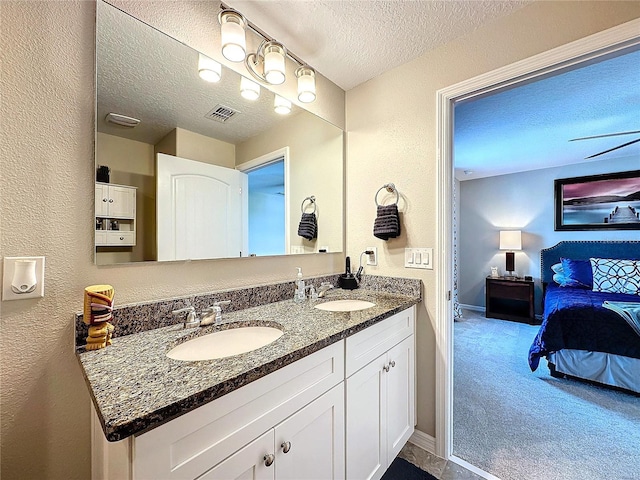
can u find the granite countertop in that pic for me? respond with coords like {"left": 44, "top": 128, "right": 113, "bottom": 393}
{"left": 78, "top": 287, "right": 420, "bottom": 441}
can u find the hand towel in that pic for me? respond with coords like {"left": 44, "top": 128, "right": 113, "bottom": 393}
{"left": 298, "top": 212, "right": 318, "bottom": 240}
{"left": 373, "top": 204, "right": 401, "bottom": 240}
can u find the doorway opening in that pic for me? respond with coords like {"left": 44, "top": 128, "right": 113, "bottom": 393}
{"left": 436, "top": 19, "right": 640, "bottom": 478}
{"left": 238, "top": 147, "right": 291, "bottom": 257}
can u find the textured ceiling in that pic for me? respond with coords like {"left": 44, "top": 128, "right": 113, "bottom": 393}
{"left": 454, "top": 48, "right": 640, "bottom": 180}
{"left": 226, "top": 0, "right": 532, "bottom": 91}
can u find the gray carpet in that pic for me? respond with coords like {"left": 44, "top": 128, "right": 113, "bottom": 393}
{"left": 453, "top": 309, "right": 640, "bottom": 480}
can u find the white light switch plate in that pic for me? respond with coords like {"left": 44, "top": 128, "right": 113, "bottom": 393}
{"left": 404, "top": 248, "right": 433, "bottom": 270}
{"left": 2, "top": 256, "right": 45, "bottom": 301}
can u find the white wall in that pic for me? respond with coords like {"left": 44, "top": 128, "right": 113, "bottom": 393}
{"left": 458, "top": 155, "right": 640, "bottom": 312}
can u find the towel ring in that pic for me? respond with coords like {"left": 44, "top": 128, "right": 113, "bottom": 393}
{"left": 375, "top": 183, "right": 399, "bottom": 206}
{"left": 301, "top": 195, "right": 317, "bottom": 214}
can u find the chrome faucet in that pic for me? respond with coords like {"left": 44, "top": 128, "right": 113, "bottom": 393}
{"left": 317, "top": 282, "right": 334, "bottom": 298}
{"left": 171, "top": 306, "right": 200, "bottom": 329}
{"left": 201, "top": 300, "right": 231, "bottom": 326}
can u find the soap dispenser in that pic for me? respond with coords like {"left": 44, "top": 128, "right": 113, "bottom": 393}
{"left": 294, "top": 267, "right": 306, "bottom": 303}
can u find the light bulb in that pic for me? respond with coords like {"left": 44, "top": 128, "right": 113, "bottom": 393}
{"left": 240, "top": 77, "right": 260, "bottom": 100}
{"left": 219, "top": 11, "right": 246, "bottom": 63}
{"left": 198, "top": 53, "right": 221, "bottom": 83}
{"left": 296, "top": 67, "right": 316, "bottom": 103}
{"left": 263, "top": 42, "right": 286, "bottom": 85}
{"left": 274, "top": 95, "right": 291, "bottom": 115}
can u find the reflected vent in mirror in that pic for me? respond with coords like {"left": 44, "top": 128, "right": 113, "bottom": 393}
{"left": 205, "top": 104, "right": 240, "bottom": 123}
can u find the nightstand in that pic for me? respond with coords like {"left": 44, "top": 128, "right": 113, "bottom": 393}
{"left": 485, "top": 276, "right": 535, "bottom": 324}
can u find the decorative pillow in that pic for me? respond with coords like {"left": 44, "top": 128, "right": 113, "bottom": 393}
{"left": 553, "top": 273, "right": 570, "bottom": 286}
{"left": 560, "top": 258, "right": 593, "bottom": 288}
{"left": 551, "top": 263, "right": 564, "bottom": 274}
{"left": 590, "top": 258, "right": 640, "bottom": 296}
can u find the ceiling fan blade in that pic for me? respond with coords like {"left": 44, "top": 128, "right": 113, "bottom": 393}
{"left": 570, "top": 130, "right": 640, "bottom": 142}
{"left": 584, "top": 138, "right": 640, "bottom": 159}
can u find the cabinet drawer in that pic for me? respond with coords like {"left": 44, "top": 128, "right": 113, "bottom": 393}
{"left": 345, "top": 306, "right": 415, "bottom": 378}
{"left": 95, "top": 230, "right": 107, "bottom": 245}
{"left": 489, "top": 282, "right": 529, "bottom": 300}
{"left": 106, "top": 231, "right": 135, "bottom": 246}
{"left": 134, "top": 341, "right": 344, "bottom": 480}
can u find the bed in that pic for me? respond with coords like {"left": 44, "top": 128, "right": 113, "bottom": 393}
{"left": 528, "top": 241, "right": 640, "bottom": 394}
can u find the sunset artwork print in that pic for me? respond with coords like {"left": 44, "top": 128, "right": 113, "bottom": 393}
{"left": 554, "top": 170, "right": 640, "bottom": 231}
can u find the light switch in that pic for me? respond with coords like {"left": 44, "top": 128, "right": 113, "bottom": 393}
{"left": 404, "top": 248, "right": 433, "bottom": 269}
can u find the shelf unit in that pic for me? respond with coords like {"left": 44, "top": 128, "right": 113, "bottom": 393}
{"left": 95, "top": 182, "right": 136, "bottom": 247}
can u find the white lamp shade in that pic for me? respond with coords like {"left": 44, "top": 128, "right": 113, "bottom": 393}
{"left": 198, "top": 53, "right": 221, "bottom": 83}
{"left": 220, "top": 12, "right": 246, "bottom": 62}
{"left": 240, "top": 76, "right": 260, "bottom": 100}
{"left": 274, "top": 95, "right": 291, "bottom": 114}
{"left": 263, "top": 42, "right": 286, "bottom": 85}
{"left": 296, "top": 67, "right": 316, "bottom": 103}
{"left": 499, "top": 230, "right": 522, "bottom": 250}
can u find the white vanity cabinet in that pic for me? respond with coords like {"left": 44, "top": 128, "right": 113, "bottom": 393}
{"left": 93, "top": 341, "right": 345, "bottom": 480}
{"left": 95, "top": 182, "right": 136, "bottom": 247}
{"left": 90, "top": 305, "right": 416, "bottom": 480}
{"left": 345, "top": 306, "right": 416, "bottom": 480}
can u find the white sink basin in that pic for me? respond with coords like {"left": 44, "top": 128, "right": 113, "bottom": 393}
{"left": 314, "top": 299, "right": 375, "bottom": 312}
{"left": 167, "top": 326, "right": 283, "bottom": 361}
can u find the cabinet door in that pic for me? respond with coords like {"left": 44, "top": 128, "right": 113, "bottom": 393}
{"left": 197, "top": 430, "right": 275, "bottom": 480}
{"left": 346, "top": 355, "right": 386, "bottom": 480}
{"left": 95, "top": 184, "right": 109, "bottom": 217}
{"left": 275, "top": 384, "right": 344, "bottom": 480}
{"left": 108, "top": 185, "right": 136, "bottom": 218}
{"left": 385, "top": 336, "right": 415, "bottom": 463}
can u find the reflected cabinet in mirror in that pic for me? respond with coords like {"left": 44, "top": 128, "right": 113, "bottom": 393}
{"left": 95, "top": 1, "right": 344, "bottom": 265}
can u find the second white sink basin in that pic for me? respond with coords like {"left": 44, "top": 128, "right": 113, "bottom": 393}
{"left": 167, "top": 326, "right": 283, "bottom": 361}
{"left": 314, "top": 299, "right": 376, "bottom": 312}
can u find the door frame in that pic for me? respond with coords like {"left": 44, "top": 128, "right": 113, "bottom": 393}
{"left": 435, "top": 17, "right": 640, "bottom": 467}
{"left": 237, "top": 147, "right": 291, "bottom": 254}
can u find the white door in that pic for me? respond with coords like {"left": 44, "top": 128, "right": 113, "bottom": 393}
{"left": 108, "top": 185, "right": 135, "bottom": 218}
{"left": 346, "top": 356, "right": 387, "bottom": 480}
{"left": 275, "top": 384, "right": 345, "bottom": 480}
{"left": 157, "top": 153, "right": 248, "bottom": 261}
{"left": 197, "top": 430, "right": 275, "bottom": 480}
{"left": 385, "top": 336, "right": 415, "bottom": 462}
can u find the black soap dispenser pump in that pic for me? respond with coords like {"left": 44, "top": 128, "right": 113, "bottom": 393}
{"left": 338, "top": 256, "right": 359, "bottom": 290}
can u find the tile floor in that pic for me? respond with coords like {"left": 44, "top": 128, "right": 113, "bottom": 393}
{"left": 399, "top": 442, "right": 485, "bottom": 480}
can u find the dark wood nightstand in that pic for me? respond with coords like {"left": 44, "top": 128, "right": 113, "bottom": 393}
{"left": 485, "top": 276, "right": 535, "bottom": 324}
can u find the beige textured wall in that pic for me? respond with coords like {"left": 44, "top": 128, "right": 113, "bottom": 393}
{"left": 346, "top": 1, "right": 640, "bottom": 437}
{"left": 236, "top": 112, "right": 344, "bottom": 254}
{"left": 174, "top": 127, "right": 236, "bottom": 168}
{"left": 0, "top": 2, "right": 342, "bottom": 479}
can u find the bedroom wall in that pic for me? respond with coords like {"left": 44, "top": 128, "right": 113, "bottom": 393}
{"left": 458, "top": 155, "right": 639, "bottom": 312}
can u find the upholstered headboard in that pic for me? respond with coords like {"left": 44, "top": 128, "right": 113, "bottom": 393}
{"left": 540, "top": 241, "right": 640, "bottom": 286}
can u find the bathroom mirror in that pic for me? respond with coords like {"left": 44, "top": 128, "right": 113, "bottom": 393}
{"left": 95, "top": 1, "right": 344, "bottom": 265}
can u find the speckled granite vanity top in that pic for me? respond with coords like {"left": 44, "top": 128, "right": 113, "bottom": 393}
{"left": 76, "top": 276, "right": 421, "bottom": 441}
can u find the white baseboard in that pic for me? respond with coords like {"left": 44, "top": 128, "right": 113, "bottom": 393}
{"left": 450, "top": 455, "right": 501, "bottom": 480}
{"left": 459, "top": 303, "right": 484, "bottom": 313}
{"left": 408, "top": 429, "right": 435, "bottom": 453}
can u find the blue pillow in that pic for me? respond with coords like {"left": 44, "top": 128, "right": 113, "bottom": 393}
{"left": 560, "top": 258, "right": 593, "bottom": 288}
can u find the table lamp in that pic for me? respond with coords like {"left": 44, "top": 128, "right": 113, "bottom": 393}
{"left": 499, "top": 230, "right": 521, "bottom": 277}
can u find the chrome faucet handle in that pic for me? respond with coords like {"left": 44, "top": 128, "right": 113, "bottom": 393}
{"left": 212, "top": 300, "right": 231, "bottom": 323}
{"left": 317, "top": 282, "right": 334, "bottom": 298}
{"left": 171, "top": 307, "right": 200, "bottom": 328}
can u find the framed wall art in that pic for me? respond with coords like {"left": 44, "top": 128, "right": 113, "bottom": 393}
{"left": 554, "top": 169, "right": 640, "bottom": 231}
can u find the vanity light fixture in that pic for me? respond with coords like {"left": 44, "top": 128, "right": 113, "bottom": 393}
{"left": 105, "top": 113, "right": 140, "bottom": 128}
{"left": 219, "top": 3, "right": 318, "bottom": 103}
{"left": 218, "top": 9, "right": 247, "bottom": 62}
{"left": 274, "top": 95, "right": 291, "bottom": 115}
{"left": 240, "top": 76, "right": 260, "bottom": 100}
{"left": 198, "top": 53, "right": 222, "bottom": 83}
{"left": 295, "top": 66, "right": 316, "bottom": 103}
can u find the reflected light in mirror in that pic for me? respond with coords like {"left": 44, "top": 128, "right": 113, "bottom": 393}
{"left": 219, "top": 10, "right": 246, "bottom": 62}
{"left": 274, "top": 95, "right": 291, "bottom": 115}
{"left": 240, "top": 76, "right": 260, "bottom": 100}
{"left": 198, "top": 53, "right": 222, "bottom": 83}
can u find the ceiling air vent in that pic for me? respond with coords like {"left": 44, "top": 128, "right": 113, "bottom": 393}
{"left": 205, "top": 104, "right": 240, "bottom": 123}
